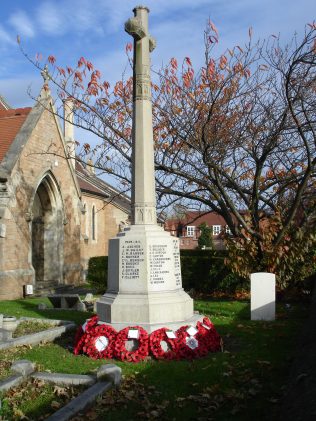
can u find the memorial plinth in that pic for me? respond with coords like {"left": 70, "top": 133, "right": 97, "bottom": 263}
{"left": 96, "top": 6, "right": 200, "bottom": 332}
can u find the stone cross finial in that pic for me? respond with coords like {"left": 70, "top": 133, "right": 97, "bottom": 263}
{"left": 38, "top": 64, "right": 51, "bottom": 99}
{"left": 41, "top": 65, "right": 50, "bottom": 85}
{"left": 125, "top": 7, "right": 156, "bottom": 52}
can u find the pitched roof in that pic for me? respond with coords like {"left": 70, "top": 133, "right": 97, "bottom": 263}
{"left": 75, "top": 160, "right": 131, "bottom": 213}
{"left": 165, "top": 211, "right": 228, "bottom": 231}
{"left": 0, "top": 108, "right": 32, "bottom": 162}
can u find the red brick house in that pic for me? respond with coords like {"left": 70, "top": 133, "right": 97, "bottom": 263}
{"left": 165, "top": 211, "right": 233, "bottom": 250}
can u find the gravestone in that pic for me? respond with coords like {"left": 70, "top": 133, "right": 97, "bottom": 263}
{"left": 96, "top": 6, "right": 201, "bottom": 332}
{"left": 251, "top": 272, "right": 276, "bottom": 321}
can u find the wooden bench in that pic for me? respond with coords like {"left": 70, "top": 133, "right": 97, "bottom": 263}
{"left": 47, "top": 294, "right": 86, "bottom": 311}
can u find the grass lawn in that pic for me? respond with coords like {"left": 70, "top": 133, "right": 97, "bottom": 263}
{"left": 0, "top": 297, "right": 309, "bottom": 420}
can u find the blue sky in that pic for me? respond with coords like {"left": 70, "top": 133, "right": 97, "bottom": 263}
{"left": 0, "top": 0, "right": 315, "bottom": 109}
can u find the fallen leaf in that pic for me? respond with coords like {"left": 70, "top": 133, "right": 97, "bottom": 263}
{"left": 51, "top": 400, "right": 61, "bottom": 409}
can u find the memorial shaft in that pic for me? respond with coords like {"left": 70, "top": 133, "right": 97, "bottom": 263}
{"left": 125, "top": 6, "right": 157, "bottom": 225}
{"left": 96, "top": 6, "right": 196, "bottom": 331}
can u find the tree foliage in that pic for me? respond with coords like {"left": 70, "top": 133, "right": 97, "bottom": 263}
{"left": 198, "top": 222, "right": 214, "bottom": 250}
{"left": 22, "top": 21, "right": 316, "bottom": 286}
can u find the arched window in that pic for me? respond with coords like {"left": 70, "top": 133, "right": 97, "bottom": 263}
{"left": 92, "top": 205, "right": 96, "bottom": 241}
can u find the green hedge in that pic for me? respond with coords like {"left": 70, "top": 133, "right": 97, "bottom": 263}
{"left": 87, "top": 256, "right": 108, "bottom": 293}
{"left": 86, "top": 251, "right": 247, "bottom": 295}
{"left": 180, "top": 250, "right": 247, "bottom": 293}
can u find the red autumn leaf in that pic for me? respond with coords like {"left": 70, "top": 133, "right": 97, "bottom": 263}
{"left": 208, "top": 20, "right": 219, "bottom": 35}
{"left": 170, "top": 57, "right": 178, "bottom": 70}
{"left": 48, "top": 55, "right": 56, "bottom": 64}
{"left": 185, "top": 57, "right": 192, "bottom": 66}
{"left": 125, "top": 42, "right": 133, "bottom": 53}
{"left": 57, "top": 67, "right": 66, "bottom": 77}
{"left": 74, "top": 71, "right": 83, "bottom": 82}
{"left": 87, "top": 61, "right": 94, "bottom": 71}
{"left": 78, "top": 56, "right": 87, "bottom": 67}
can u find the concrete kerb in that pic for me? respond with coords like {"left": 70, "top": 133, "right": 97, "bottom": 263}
{"left": 0, "top": 374, "right": 24, "bottom": 392}
{"left": 32, "top": 372, "right": 96, "bottom": 387}
{"left": 0, "top": 318, "right": 76, "bottom": 350}
{"left": 0, "top": 361, "right": 121, "bottom": 421}
{"left": 45, "top": 380, "right": 113, "bottom": 421}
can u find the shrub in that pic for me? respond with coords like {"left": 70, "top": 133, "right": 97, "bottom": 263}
{"left": 197, "top": 223, "right": 214, "bottom": 249}
{"left": 180, "top": 250, "right": 247, "bottom": 293}
{"left": 87, "top": 256, "right": 108, "bottom": 293}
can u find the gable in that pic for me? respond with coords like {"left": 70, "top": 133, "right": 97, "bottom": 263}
{"left": 0, "top": 108, "right": 32, "bottom": 162}
{"left": 0, "top": 95, "right": 11, "bottom": 110}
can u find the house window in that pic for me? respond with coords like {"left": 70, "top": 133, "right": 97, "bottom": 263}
{"left": 92, "top": 205, "right": 96, "bottom": 241}
{"left": 186, "top": 226, "right": 195, "bottom": 237}
{"left": 225, "top": 225, "right": 232, "bottom": 235}
{"left": 212, "top": 225, "right": 222, "bottom": 235}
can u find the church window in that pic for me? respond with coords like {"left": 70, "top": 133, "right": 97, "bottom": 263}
{"left": 92, "top": 205, "right": 96, "bottom": 240}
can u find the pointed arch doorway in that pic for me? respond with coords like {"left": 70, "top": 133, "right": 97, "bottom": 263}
{"left": 31, "top": 174, "right": 64, "bottom": 288}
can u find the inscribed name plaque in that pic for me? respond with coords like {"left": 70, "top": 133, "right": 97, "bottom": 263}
{"left": 172, "top": 238, "right": 182, "bottom": 287}
{"left": 149, "top": 244, "right": 170, "bottom": 286}
{"left": 121, "top": 240, "right": 144, "bottom": 281}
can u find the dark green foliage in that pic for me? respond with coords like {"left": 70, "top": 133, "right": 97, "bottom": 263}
{"left": 86, "top": 252, "right": 247, "bottom": 294}
{"left": 197, "top": 222, "right": 214, "bottom": 249}
{"left": 87, "top": 256, "right": 108, "bottom": 293}
{"left": 180, "top": 250, "right": 247, "bottom": 293}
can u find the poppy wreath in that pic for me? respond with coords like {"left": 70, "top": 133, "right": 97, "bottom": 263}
{"left": 149, "top": 328, "right": 179, "bottom": 360}
{"left": 84, "top": 315, "right": 99, "bottom": 333}
{"left": 114, "top": 326, "right": 149, "bottom": 362}
{"left": 73, "top": 315, "right": 100, "bottom": 355}
{"left": 196, "top": 317, "right": 222, "bottom": 352}
{"left": 176, "top": 325, "right": 210, "bottom": 360}
{"left": 82, "top": 324, "right": 117, "bottom": 360}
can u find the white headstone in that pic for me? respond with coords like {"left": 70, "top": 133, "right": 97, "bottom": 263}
{"left": 251, "top": 272, "right": 275, "bottom": 321}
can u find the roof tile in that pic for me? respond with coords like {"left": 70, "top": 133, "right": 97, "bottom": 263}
{"left": 0, "top": 107, "right": 32, "bottom": 162}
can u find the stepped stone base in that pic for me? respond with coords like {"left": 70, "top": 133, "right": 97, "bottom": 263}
{"left": 96, "top": 312, "right": 203, "bottom": 333}
{"left": 96, "top": 224, "right": 196, "bottom": 332}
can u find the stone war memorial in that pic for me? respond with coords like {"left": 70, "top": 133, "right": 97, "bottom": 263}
{"left": 74, "top": 6, "right": 221, "bottom": 361}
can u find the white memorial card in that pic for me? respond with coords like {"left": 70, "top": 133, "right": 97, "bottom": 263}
{"left": 82, "top": 321, "right": 88, "bottom": 332}
{"left": 202, "top": 323, "right": 211, "bottom": 330}
{"left": 186, "top": 336, "right": 199, "bottom": 350}
{"left": 128, "top": 329, "right": 139, "bottom": 339}
{"left": 166, "top": 331, "right": 176, "bottom": 339}
{"left": 186, "top": 326, "right": 198, "bottom": 336}
{"left": 95, "top": 336, "right": 109, "bottom": 352}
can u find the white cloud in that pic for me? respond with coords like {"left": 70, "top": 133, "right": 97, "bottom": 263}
{"left": 36, "top": 1, "right": 66, "bottom": 35}
{"left": 0, "top": 24, "right": 15, "bottom": 49}
{"left": 9, "top": 10, "right": 35, "bottom": 38}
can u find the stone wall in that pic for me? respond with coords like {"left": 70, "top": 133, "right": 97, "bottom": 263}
{"left": 80, "top": 194, "right": 128, "bottom": 278}
{"left": 0, "top": 105, "right": 81, "bottom": 299}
